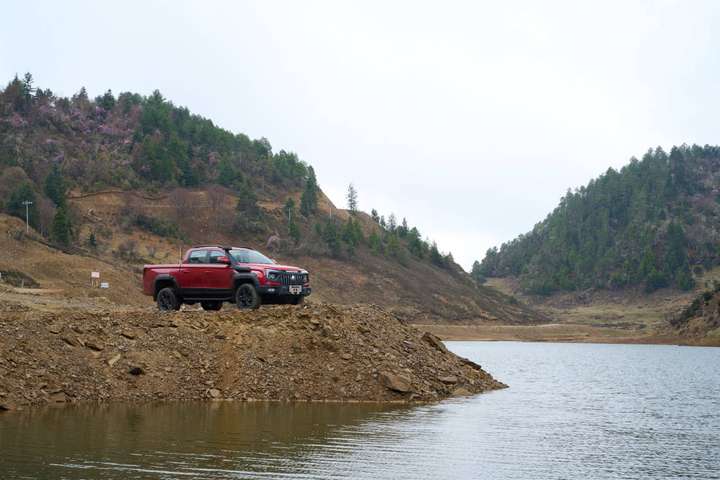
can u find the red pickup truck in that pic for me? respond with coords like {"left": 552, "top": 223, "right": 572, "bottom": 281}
{"left": 142, "top": 245, "right": 311, "bottom": 311}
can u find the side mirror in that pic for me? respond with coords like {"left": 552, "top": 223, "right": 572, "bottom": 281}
{"left": 217, "top": 256, "right": 231, "bottom": 265}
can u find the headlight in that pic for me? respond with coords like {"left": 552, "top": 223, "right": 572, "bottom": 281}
{"left": 266, "top": 271, "right": 278, "bottom": 281}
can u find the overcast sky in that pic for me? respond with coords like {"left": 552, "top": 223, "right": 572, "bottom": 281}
{"left": 2, "top": 0, "right": 719, "bottom": 269}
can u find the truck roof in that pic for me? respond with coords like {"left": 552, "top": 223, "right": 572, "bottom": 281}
{"left": 189, "top": 245, "right": 253, "bottom": 250}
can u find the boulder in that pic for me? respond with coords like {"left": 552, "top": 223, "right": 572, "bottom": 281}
{"left": 49, "top": 391, "right": 67, "bottom": 403}
{"left": 438, "top": 375, "right": 458, "bottom": 384}
{"left": 85, "top": 339, "right": 104, "bottom": 351}
{"left": 47, "top": 324, "right": 62, "bottom": 334}
{"left": 120, "top": 330, "right": 136, "bottom": 340}
{"left": 107, "top": 354, "right": 121, "bottom": 366}
{"left": 422, "top": 332, "right": 448, "bottom": 354}
{"left": 451, "top": 387, "right": 472, "bottom": 397}
{"left": 379, "top": 371, "right": 413, "bottom": 393}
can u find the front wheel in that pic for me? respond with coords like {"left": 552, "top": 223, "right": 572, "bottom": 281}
{"left": 157, "top": 287, "right": 180, "bottom": 311}
{"left": 201, "top": 301, "right": 223, "bottom": 311}
{"left": 236, "top": 284, "right": 261, "bottom": 310}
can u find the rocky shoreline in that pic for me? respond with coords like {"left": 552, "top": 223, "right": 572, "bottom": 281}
{"left": 0, "top": 303, "right": 505, "bottom": 410}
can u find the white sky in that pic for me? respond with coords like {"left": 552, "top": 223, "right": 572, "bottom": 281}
{"left": 2, "top": 0, "right": 719, "bottom": 270}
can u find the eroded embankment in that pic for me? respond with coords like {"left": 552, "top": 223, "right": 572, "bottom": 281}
{"left": 0, "top": 303, "right": 505, "bottom": 410}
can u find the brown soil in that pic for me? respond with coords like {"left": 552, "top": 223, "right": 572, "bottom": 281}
{"left": 0, "top": 302, "right": 505, "bottom": 411}
{"left": 481, "top": 277, "right": 720, "bottom": 345}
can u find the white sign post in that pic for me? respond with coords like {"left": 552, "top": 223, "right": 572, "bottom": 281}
{"left": 91, "top": 271, "right": 100, "bottom": 287}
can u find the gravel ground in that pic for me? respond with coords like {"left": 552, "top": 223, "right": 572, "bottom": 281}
{"left": 0, "top": 302, "right": 505, "bottom": 410}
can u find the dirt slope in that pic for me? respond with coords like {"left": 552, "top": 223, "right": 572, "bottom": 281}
{"left": 0, "top": 215, "right": 139, "bottom": 305}
{"left": 2, "top": 186, "right": 548, "bottom": 324}
{"left": 666, "top": 287, "right": 720, "bottom": 345}
{"left": 0, "top": 303, "right": 505, "bottom": 410}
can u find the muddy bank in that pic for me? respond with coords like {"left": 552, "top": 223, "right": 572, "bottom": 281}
{"left": 0, "top": 303, "right": 505, "bottom": 410}
{"left": 420, "top": 322, "right": 720, "bottom": 346}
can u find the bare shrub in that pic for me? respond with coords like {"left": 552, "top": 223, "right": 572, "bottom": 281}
{"left": 116, "top": 239, "right": 139, "bottom": 261}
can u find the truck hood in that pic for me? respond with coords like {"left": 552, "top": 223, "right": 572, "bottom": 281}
{"left": 242, "top": 263, "right": 305, "bottom": 272}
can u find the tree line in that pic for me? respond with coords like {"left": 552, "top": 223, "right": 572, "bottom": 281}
{"left": 476, "top": 145, "right": 720, "bottom": 294}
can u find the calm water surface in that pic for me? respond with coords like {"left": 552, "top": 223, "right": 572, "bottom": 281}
{"left": 1, "top": 342, "right": 719, "bottom": 479}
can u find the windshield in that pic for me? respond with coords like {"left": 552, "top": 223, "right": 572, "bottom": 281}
{"left": 229, "top": 248, "right": 275, "bottom": 264}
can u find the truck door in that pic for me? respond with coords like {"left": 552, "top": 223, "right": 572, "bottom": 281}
{"left": 204, "top": 250, "right": 234, "bottom": 291}
{"left": 176, "top": 249, "right": 208, "bottom": 291}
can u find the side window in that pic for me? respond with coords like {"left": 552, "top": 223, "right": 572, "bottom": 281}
{"left": 208, "top": 250, "right": 225, "bottom": 264}
{"left": 187, "top": 249, "right": 208, "bottom": 264}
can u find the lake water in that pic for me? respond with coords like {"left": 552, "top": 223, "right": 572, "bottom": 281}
{"left": 1, "top": 342, "right": 719, "bottom": 479}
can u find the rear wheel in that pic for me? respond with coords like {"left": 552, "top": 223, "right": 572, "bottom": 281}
{"left": 201, "top": 301, "right": 223, "bottom": 311}
{"left": 157, "top": 287, "right": 180, "bottom": 311}
{"left": 236, "top": 284, "right": 261, "bottom": 310}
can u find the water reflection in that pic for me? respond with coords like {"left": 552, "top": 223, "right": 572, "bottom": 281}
{"left": 1, "top": 402, "right": 408, "bottom": 479}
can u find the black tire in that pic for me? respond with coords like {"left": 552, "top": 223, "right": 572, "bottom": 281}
{"left": 236, "top": 283, "right": 261, "bottom": 310}
{"left": 291, "top": 295, "right": 305, "bottom": 306}
{"left": 157, "top": 287, "right": 180, "bottom": 311}
{"left": 201, "top": 301, "right": 223, "bottom": 311}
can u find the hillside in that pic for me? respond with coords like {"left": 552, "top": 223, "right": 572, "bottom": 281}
{"left": 0, "top": 74, "right": 545, "bottom": 325}
{"left": 477, "top": 146, "right": 720, "bottom": 295}
{"left": 666, "top": 283, "right": 720, "bottom": 344}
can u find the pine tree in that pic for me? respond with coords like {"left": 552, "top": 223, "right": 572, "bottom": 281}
{"left": 407, "top": 227, "right": 424, "bottom": 258}
{"left": 471, "top": 260, "right": 486, "bottom": 284}
{"left": 87, "top": 232, "right": 98, "bottom": 249}
{"left": 387, "top": 234, "right": 408, "bottom": 265}
{"left": 387, "top": 213, "right": 397, "bottom": 232}
{"left": 288, "top": 219, "right": 301, "bottom": 245}
{"left": 217, "top": 157, "right": 237, "bottom": 187}
{"left": 368, "top": 230, "right": 383, "bottom": 254}
{"left": 284, "top": 197, "right": 296, "bottom": 221}
{"left": 430, "top": 242, "right": 444, "bottom": 267}
{"left": 51, "top": 206, "right": 72, "bottom": 246}
{"left": 342, "top": 217, "right": 363, "bottom": 256}
{"left": 44, "top": 163, "right": 66, "bottom": 207}
{"left": 322, "top": 219, "right": 341, "bottom": 257}
{"left": 96, "top": 89, "right": 116, "bottom": 110}
{"left": 300, "top": 166, "right": 319, "bottom": 216}
{"left": 371, "top": 209, "right": 379, "bottom": 223}
{"left": 346, "top": 183, "right": 358, "bottom": 214}
{"left": 21, "top": 73, "right": 34, "bottom": 111}
{"left": 398, "top": 217, "right": 409, "bottom": 237}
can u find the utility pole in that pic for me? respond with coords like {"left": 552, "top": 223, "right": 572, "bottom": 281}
{"left": 22, "top": 200, "right": 33, "bottom": 234}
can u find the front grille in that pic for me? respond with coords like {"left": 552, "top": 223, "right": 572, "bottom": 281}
{"left": 276, "top": 271, "right": 306, "bottom": 285}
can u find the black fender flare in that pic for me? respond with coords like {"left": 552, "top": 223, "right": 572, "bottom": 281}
{"left": 233, "top": 268, "right": 260, "bottom": 291}
{"left": 153, "top": 274, "right": 178, "bottom": 300}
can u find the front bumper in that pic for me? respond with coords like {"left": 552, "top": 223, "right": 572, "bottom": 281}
{"left": 258, "top": 285, "right": 312, "bottom": 297}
